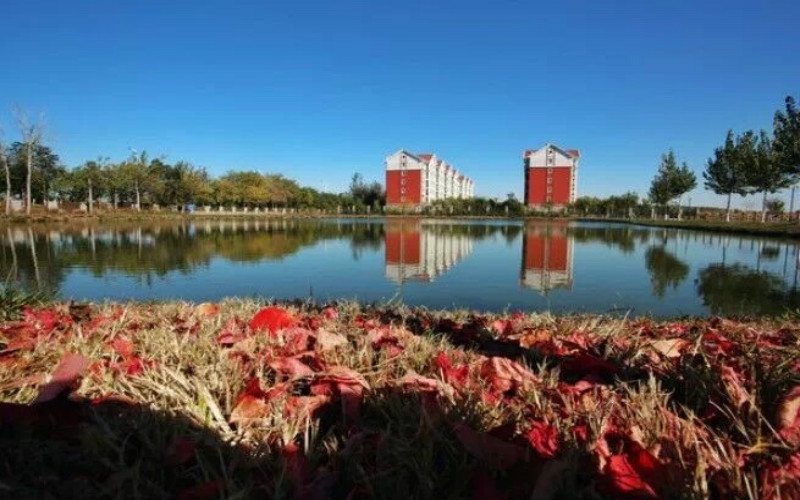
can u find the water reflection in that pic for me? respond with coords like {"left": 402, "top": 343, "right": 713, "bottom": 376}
{"left": 1, "top": 218, "right": 800, "bottom": 316}
{"left": 520, "top": 221, "right": 573, "bottom": 293}
{"left": 384, "top": 219, "right": 474, "bottom": 283}
{"left": 644, "top": 246, "right": 690, "bottom": 298}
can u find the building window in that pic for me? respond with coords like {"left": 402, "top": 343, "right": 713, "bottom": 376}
{"left": 547, "top": 168, "right": 553, "bottom": 174}
{"left": 547, "top": 177, "right": 552, "bottom": 184}
{"left": 547, "top": 186, "right": 552, "bottom": 193}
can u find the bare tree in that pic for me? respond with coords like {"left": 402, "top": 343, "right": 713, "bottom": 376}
{"left": 13, "top": 107, "right": 45, "bottom": 215}
{"left": 0, "top": 128, "right": 10, "bottom": 215}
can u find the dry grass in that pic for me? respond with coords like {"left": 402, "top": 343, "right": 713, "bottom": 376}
{"left": 0, "top": 300, "right": 798, "bottom": 499}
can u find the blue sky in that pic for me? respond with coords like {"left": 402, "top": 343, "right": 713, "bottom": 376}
{"left": 1, "top": 0, "right": 798, "bottom": 207}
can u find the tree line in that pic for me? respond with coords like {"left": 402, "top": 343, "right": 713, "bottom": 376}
{"left": 571, "top": 95, "right": 799, "bottom": 223}
{"left": 0, "top": 112, "right": 386, "bottom": 214}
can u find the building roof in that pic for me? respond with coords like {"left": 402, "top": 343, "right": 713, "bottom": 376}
{"left": 523, "top": 144, "right": 580, "bottom": 160}
{"left": 417, "top": 154, "right": 433, "bottom": 162}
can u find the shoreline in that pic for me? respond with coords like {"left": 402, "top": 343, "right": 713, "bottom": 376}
{"left": 0, "top": 298, "right": 798, "bottom": 498}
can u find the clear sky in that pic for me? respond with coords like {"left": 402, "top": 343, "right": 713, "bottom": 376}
{"left": 1, "top": 0, "right": 798, "bottom": 208}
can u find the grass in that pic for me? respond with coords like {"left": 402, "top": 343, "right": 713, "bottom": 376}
{"left": 1, "top": 300, "right": 799, "bottom": 499}
{"left": 581, "top": 217, "right": 800, "bottom": 239}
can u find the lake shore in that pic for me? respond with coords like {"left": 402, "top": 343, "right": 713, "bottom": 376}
{"left": 5, "top": 210, "right": 800, "bottom": 238}
{"left": 1, "top": 298, "right": 798, "bottom": 499}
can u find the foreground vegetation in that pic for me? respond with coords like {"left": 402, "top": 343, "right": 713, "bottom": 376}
{"left": 1, "top": 299, "right": 798, "bottom": 499}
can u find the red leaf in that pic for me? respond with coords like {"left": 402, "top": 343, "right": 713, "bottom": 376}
{"left": 269, "top": 357, "right": 315, "bottom": 377}
{"left": 282, "top": 442, "right": 309, "bottom": 492}
{"left": 178, "top": 479, "right": 223, "bottom": 500}
{"left": 321, "top": 307, "right": 338, "bottom": 320}
{"left": 249, "top": 306, "right": 297, "bottom": 335}
{"left": 526, "top": 420, "right": 559, "bottom": 458}
{"left": 452, "top": 422, "right": 525, "bottom": 470}
{"left": 561, "top": 353, "right": 619, "bottom": 380}
{"left": 434, "top": 351, "right": 469, "bottom": 388}
{"left": 597, "top": 440, "right": 662, "bottom": 500}
{"left": 34, "top": 352, "right": 89, "bottom": 403}
{"left": 479, "top": 357, "right": 539, "bottom": 394}
{"left": 777, "top": 385, "right": 800, "bottom": 446}
{"left": 110, "top": 338, "right": 134, "bottom": 358}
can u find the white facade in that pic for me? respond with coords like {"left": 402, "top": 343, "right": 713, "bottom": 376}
{"left": 385, "top": 150, "right": 474, "bottom": 204}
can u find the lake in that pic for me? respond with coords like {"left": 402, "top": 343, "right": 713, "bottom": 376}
{"left": 2, "top": 218, "right": 798, "bottom": 317}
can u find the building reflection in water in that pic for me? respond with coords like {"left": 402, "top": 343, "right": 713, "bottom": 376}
{"left": 520, "top": 220, "right": 574, "bottom": 294}
{"left": 384, "top": 219, "right": 474, "bottom": 283}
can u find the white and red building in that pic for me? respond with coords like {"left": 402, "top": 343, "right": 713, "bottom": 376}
{"left": 385, "top": 150, "right": 474, "bottom": 207}
{"left": 520, "top": 221, "right": 574, "bottom": 293}
{"left": 384, "top": 219, "right": 474, "bottom": 283}
{"left": 523, "top": 144, "right": 580, "bottom": 209}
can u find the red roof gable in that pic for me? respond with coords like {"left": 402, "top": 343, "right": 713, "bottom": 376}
{"left": 566, "top": 149, "right": 581, "bottom": 158}
{"left": 417, "top": 154, "right": 433, "bottom": 162}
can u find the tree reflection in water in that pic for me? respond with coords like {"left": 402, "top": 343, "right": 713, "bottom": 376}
{"left": 644, "top": 246, "right": 690, "bottom": 298}
{"left": 696, "top": 263, "right": 800, "bottom": 316}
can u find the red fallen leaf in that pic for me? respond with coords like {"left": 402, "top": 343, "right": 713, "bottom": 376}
{"left": 480, "top": 357, "right": 539, "bottom": 394}
{"left": 452, "top": 422, "right": 525, "bottom": 470}
{"left": 283, "top": 327, "right": 317, "bottom": 355}
{"left": 215, "top": 331, "right": 246, "bottom": 347}
{"left": 321, "top": 307, "right": 338, "bottom": 320}
{"left": 572, "top": 423, "right": 589, "bottom": 443}
{"left": 650, "top": 338, "right": 691, "bottom": 359}
{"left": 34, "top": 352, "right": 89, "bottom": 403}
{"left": 720, "top": 364, "right": 749, "bottom": 408}
{"left": 23, "top": 307, "right": 63, "bottom": 332}
{"left": 195, "top": 302, "right": 220, "bottom": 317}
{"left": 165, "top": 436, "right": 196, "bottom": 465}
{"left": 702, "top": 330, "right": 737, "bottom": 356}
{"left": 777, "top": 385, "right": 800, "bottom": 446}
{"left": 561, "top": 331, "right": 594, "bottom": 352}
{"left": 311, "top": 367, "right": 368, "bottom": 421}
{"left": 526, "top": 420, "right": 559, "bottom": 458}
{"left": 177, "top": 479, "right": 223, "bottom": 500}
{"left": 434, "top": 351, "right": 470, "bottom": 388}
{"left": 249, "top": 306, "right": 297, "bottom": 335}
{"left": 761, "top": 452, "right": 800, "bottom": 500}
{"left": 396, "top": 372, "right": 444, "bottom": 393}
{"left": 315, "top": 330, "right": 347, "bottom": 351}
{"left": 561, "top": 353, "right": 618, "bottom": 380}
{"left": 269, "top": 357, "right": 315, "bottom": 377}
{"left": 490, "top": 319, "right": 514, "bottom": 336}
{"left": 230, "top": 395, "right": 269, "bottom": 424}
{"left": 367, "top": 327, "right": 404, "bottom": 357}
{"left": 285, "top": 394, "right": 332, "bottom": 419}
{"left": 110, "top": 338, "right": 134, "bottom": 358}
{"left": 596, "top": 439, "right": 662, "bottom": 500}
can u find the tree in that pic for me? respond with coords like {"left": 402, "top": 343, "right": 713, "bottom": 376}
{"left": 73, "top": 159, "right": 107, "bottom": 214}
{"left": 648, "top": 152, "right": 676, "bottom": 219}
{"left": 119, "top": 151, "right": 161, "bottom": 211}
{"left": 161, "top": 161, "right": 212, "bottom": 207}
{"left": 766, "top": 198, "right": 785, "bottom": 214}
{"left": 704, "top": 130, "right": 751, "bottom": 222}
{"left": 13, "top": 108, "right": 45, "bottom": 215}
{"left": 349, "top": 173, "right": 385, "bottom": 210}
{"left": 104, "top": 162, "right": 126, "bottom": 209}
{"left": 746, "top": 130, "right": 794, "bottom": 223}
{"left": 0, "top": 129, "right": 9, "bottom": 215}
{"left": 648, "top": 150, "right": 696, "bottom": 220}
{"left": 774, "top": 95, "right": 800, "bottom": 177}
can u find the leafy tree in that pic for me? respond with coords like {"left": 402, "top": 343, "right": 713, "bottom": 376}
{"left": 71, "top": 159, "right": 108, "bottom": 213}
{"left": 118, "top": 151, "right": 162, "bottom": 211}
{"left": 104, "top": 162, "right": 127, "bottom": 209}
{"left": 349, "top": 173, "right": 385, "bottom": 210}
{"left": 766, "top": 198, "right": 785, "bottom": 214}
{"left": 704, "top": 130, "right": 751, "bottom": 222}
{"left": 746, "top": 130, "right": 794, "bottom": 222}
{"left": 161, "top": 161, "right": 212, "bottom": 207}
{"left": 7, "top": 142, "right": 62, "bottom": 205}
{"left": 774, "top": 95, "right": 800, "bottom": 176}
{"left": 0, "top": 130, "right": 9, "bottom": 214}
{"left": 649, "top": 150, "right": 696, "bottom": 220}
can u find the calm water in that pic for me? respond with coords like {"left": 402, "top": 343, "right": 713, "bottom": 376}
{"left": 2, "top": 218, "right": 799, "bottom": 317}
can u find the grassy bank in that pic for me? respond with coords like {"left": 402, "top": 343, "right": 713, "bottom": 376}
{"left": 580, "top": 217, "right": 800, "bottom": 239}
{"left": 1, "top": 299, "right": 798, "bottom": 499}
